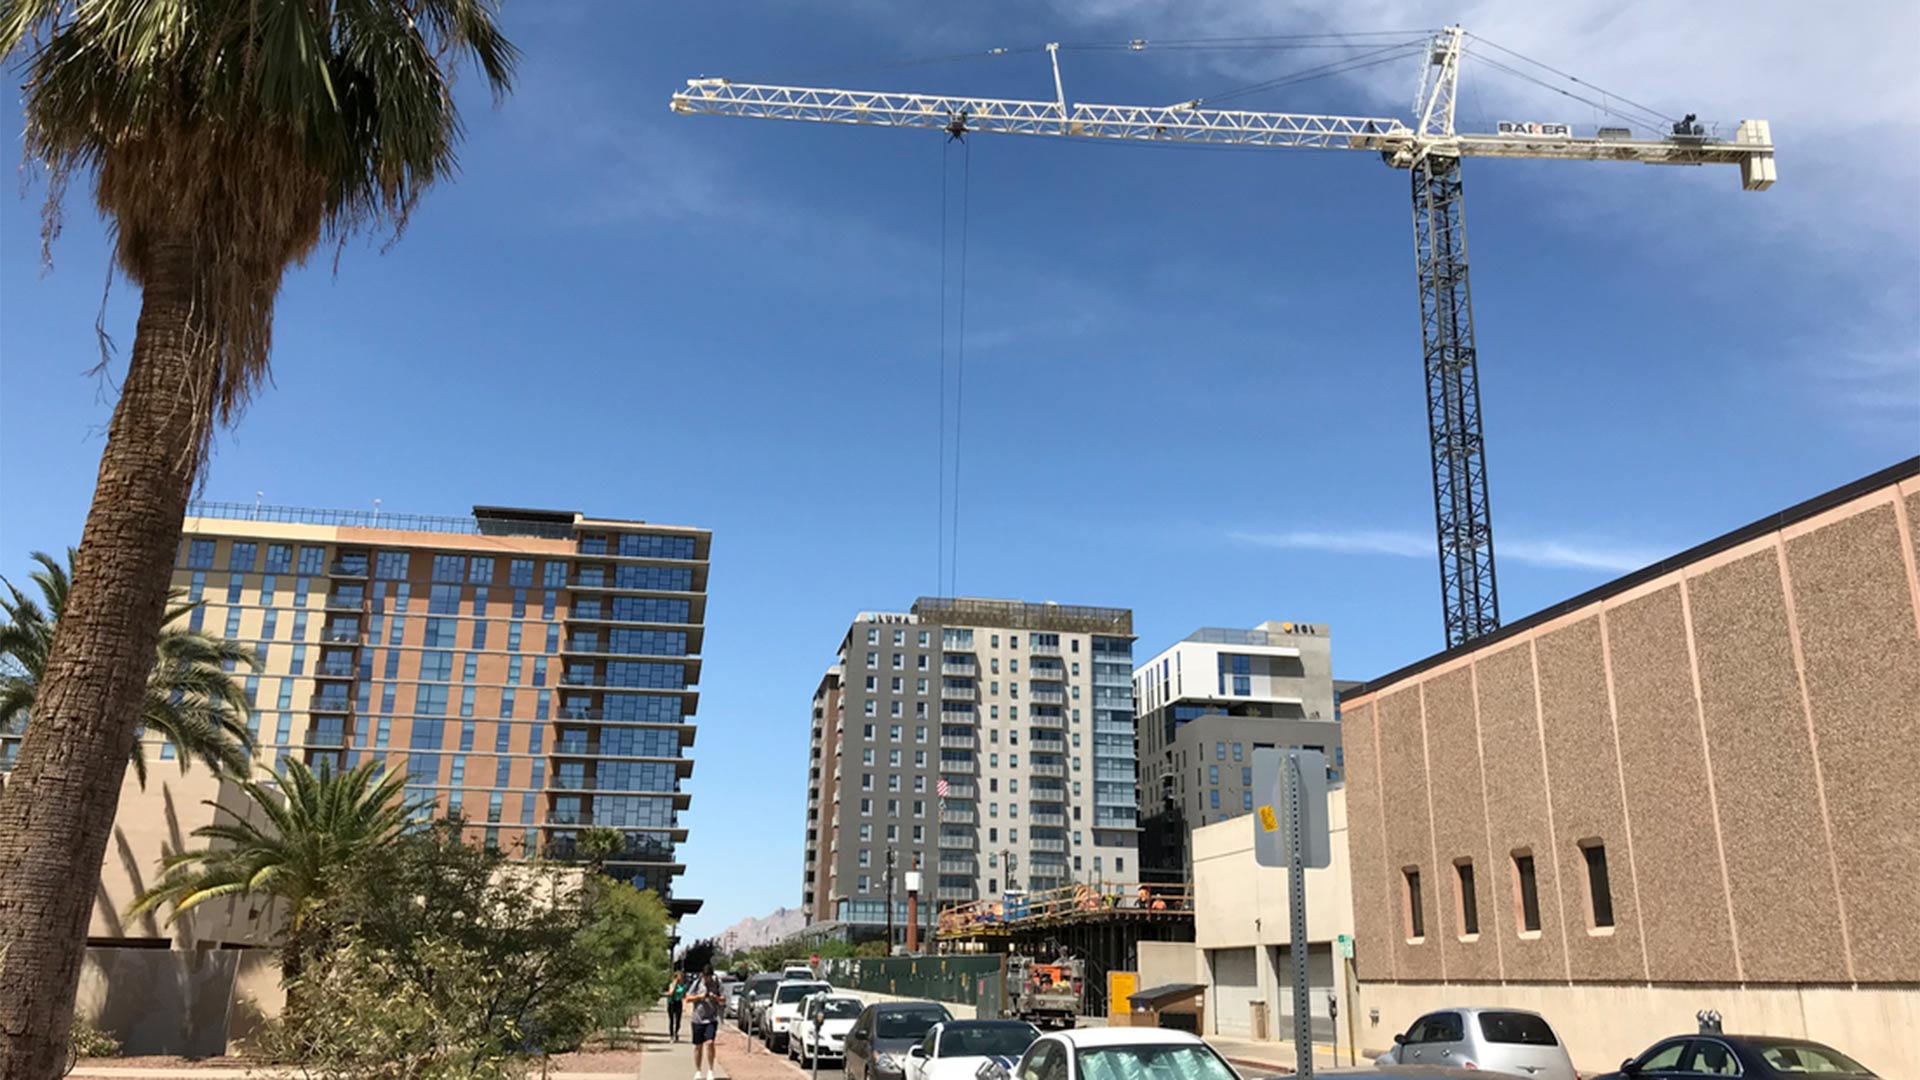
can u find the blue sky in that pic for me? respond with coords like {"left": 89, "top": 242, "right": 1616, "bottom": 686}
{"left": 2, "top": 1, "right": 1915, "bottom": 942}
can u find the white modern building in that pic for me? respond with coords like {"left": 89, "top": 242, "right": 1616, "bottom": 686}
{"left": 1133, "top": 623, "right": 1340, "bottom": 877}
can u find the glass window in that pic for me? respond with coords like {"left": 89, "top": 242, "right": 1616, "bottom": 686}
{"left": 1404, "top": 869, "right": 1426, "bottom": 939}
{"left": 1476, "top": 1011, "right": 1557, "bottom": 1045}
{"left": 297, "top": 546, "right": 325, "bottom": 575}
{"left": 1581, "top": 842, "right": 1615, "bottom": 928}
{"left": 1457, "top": 861, "right": 1480, "bottom": 936}
{"left": 1635, "top": 1043, "right": 1688, "bottom": 1071}
{"left": 186, "top": 539, "right": 216, "bottom": 568}
{"left": 375, "top": 551, "right": 410, "bottom": 579}
{"left": 265, "top": 544, "right": 293, "bottom": 573}
{"left": 542, "top": 561, "right": 568, "bottom": 587}
{"left": 227, "top": 542, "right": 257, "bottom": 572}
{"left": 468, "top": 556, "right": 494, "bottom": 584}
{"left": 509, "top": 559, "right": 534, "bottom": 587}
{"left": 1513, "top": 852, "right": 1542, "bottom": 932}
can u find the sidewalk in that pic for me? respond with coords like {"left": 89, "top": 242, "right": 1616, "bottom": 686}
{"left": 1206, "top": 1031, "right": 1372, "bottom": 1075}
{"left": 68, "top": 1003, "right": 723, "bottom": 1080}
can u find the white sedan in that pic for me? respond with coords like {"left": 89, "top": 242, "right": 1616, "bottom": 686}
{"left": 906, "top": 1020, "right": 1043, "bottom": 1080}
{"left": 792, "top": 993, "right": 866, "bottom": 1065}
{"left": 1010, "top": 1028, "right": 1243, "bottom": 1080}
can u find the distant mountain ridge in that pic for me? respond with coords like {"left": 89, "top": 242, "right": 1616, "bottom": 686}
{"left": 718, "top": 905, "right": 806, "bottom": 950}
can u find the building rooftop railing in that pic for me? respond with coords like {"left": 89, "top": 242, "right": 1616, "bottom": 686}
{"left": 187, "top": 500, "right": 579, "bottom": 539}
{"left": 912, "top": 596, "right": 1132, "bottom": 635}
{"left": 1182, "top": 625, "right": 1319, "bottom": 647}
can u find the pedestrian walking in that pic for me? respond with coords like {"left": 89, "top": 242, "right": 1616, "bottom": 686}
{"left": 687, "top": 963, "right": 725, "bottom": 1080}
{"left": 667, "top": 969, "right": 690, "bottom": 1042}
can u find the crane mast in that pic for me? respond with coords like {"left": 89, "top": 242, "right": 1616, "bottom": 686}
{"left": 670, "top": 28, "right": 1775, "bottom": 647}
{"left": 1412, "top": 28, "right": 1500, "bottom": 644}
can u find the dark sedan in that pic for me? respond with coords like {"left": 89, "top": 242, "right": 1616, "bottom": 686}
{"left": 1595, "top": 1033, "right": 1878, "bottom": 1080}
{"left": 844, "top": 1001, "right": 954, "bottom": 1080}
{"left": 736, "top": 973, "right": 782, "bottom": 1033}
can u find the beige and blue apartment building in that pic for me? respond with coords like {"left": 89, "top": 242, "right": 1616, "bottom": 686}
{"left": 2, "top": 500, "right": 711, "bottom": 949}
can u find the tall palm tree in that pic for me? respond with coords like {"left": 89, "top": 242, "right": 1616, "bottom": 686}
{"left": 0, "top": 5, "right": 515, "bottom": 1074}
{"left": 128, "top": 759, "right": 422, "bottom": 988}
{"left": 2, "top": 550, "right": 258, "bottom": 784}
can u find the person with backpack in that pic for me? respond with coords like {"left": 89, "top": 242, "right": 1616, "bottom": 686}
{"left": 687, "top": 963, "right": 725, "bottom": 1080}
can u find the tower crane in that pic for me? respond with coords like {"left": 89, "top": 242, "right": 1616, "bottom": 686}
{"left": 670, "top": 28, "right": 1776, "bottom": 647}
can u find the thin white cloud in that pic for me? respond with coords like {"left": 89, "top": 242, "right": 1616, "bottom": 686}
{"left": 1231, "top": 527, "right": 1662, "bottom": 573}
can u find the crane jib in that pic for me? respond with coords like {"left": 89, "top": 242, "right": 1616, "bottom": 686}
{"left": 670, "top": 38, "right": 1775, "bottom": 646}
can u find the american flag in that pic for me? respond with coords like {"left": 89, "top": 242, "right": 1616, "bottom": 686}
{"left": 936, "top": 778, "right": 950, "bottom": 798}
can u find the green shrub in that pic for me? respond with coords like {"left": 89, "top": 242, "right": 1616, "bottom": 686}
{"left": 68, "top": 1018, "right": 121, "bottom": 1059}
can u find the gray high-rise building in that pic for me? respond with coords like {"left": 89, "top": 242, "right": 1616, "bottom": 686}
{"left": 800, "top": 597, "right": 1137, "bottom": 944}
{"left": 1133, "top": 622, "right": 1340, "bottom": 879}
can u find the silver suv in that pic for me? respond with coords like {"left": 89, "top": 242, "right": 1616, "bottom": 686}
{"left": 1375, "top": 1007, "right": 1578, "bottom": 1080}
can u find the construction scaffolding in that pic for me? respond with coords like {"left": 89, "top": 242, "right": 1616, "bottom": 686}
{"left": 937, "top": 881, "right": 1195, "bottom": 1016}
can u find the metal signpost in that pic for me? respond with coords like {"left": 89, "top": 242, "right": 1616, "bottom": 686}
{"left": 1252, "top": 749, "right": 1330, "bottom": 1080}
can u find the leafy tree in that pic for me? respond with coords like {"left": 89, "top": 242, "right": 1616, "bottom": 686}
{"left": 1, "top": 549, "right": 258, "bottom": 784}
{"left": 577, "top": 880, "right": 674, "bottom": 1033}
{"left": 128, "top": 759, "right": 421, "bottom": 990}
{"left": 0, "top": 4, "right": 515, "bottom": 1072}
{"left": 276, "top": 820, "right": 673, "bottom": 1065}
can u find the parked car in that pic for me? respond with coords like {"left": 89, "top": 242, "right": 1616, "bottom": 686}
{"left": 907, "top": 1020, "right": 1042, "bottom": 1080}
{"left": 1373, "top": 1007, "right": 1577, "bottom": 1080}
{"left": 1594, "top": 1033, "right": 1879, "bottom": 1080}
{"left": 724, "top": 982, "right": 745, "bottom": 1019}
{"left": 763, "top": 979, "right": 834, "bottom": 1051}
{"left": 737, "top": 973, "right": 782, "bottom": 1033}
{"left": 1011, "top": 1028, "right": 1243, "bottom": 1080}
{"left": 792, "top": 992, "right": 865, "bottom": 1065}
{"left": 845, "top": 1000, "right": 954, "bottom": 1080}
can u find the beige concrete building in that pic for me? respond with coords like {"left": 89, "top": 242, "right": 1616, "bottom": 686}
{"left": 1337, "top": 458, "right": 1920, "bottom": 1076}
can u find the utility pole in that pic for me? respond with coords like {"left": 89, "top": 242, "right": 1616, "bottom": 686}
{"left": 884, "top": 849, "right": 897, "bottom": 952}
{"left": 906, "top": 854, "right": 922, "bottom": 954}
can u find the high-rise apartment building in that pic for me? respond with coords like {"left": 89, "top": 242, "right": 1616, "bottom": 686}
{"left": 1133, "top": 622, "right": 1339, "bottom": 879}
{"left": 2, "top": 501, "right": 711, "bottom": 933}
{"left": 801, "top": 597, "right": 1137, "bottom": 943}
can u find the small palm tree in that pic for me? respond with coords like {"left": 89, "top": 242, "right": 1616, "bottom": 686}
{"left": 1, "top": 550, "right": 257, "bottom": 784}
{"left": 577, "top": 826, "right": 627, "bottom": 874}
{"left": 129, "top": 759, "right": 422, "bottom": 983}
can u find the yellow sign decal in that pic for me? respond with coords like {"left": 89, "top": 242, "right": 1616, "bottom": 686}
{"left": 1257, "top": 805, "right": 1279, "bottom": 832}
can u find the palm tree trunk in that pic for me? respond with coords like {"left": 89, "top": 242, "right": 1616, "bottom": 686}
{"left": 0, "top": 236, "right": 214, "bottom": 1080}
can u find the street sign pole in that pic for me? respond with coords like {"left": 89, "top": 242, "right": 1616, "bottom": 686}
{"left": 1287, "top": 752, "right": 1313, "bottom": 1080}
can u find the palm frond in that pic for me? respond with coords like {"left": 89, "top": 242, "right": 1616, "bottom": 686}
{"left": 1, "top": 0, "right": 517, "bottom": 439}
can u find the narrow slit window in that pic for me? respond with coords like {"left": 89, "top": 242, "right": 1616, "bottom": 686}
{"left": 1456, "top": 860, "right": 1479, "bottom": 936}
{"left": 1404, "top": 868, "right": 1425, "bottom": 940}
{"left": 1582, "top": 842, "right": 1615, "bottom": 929}
{"left": 1513, "top": 851, "right": 1542, "bottom": 933}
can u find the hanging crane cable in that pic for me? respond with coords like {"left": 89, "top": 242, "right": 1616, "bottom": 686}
{"left": 936, "top": 139, "right": 949, "bottom": 597}
{"left": 935, "top": 129, "right": 976, "bottom": 598}
{"left": 950, "top": 134, "right": 973, "bottom": 597}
